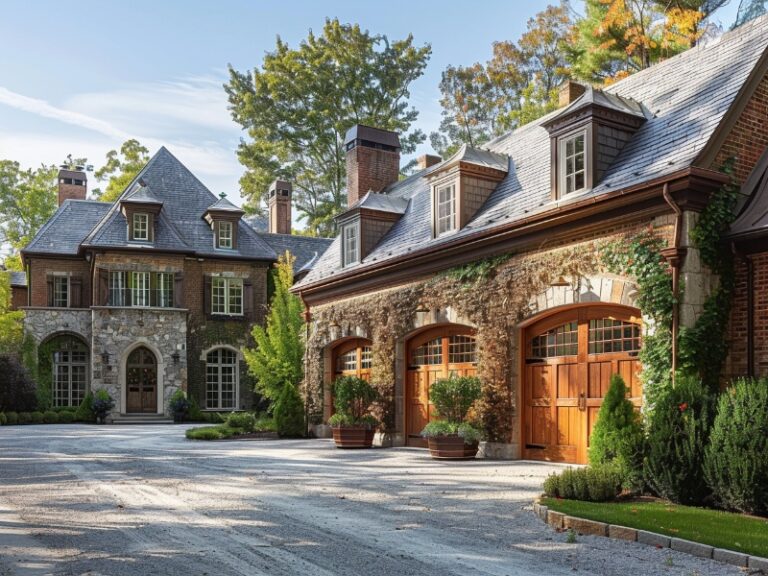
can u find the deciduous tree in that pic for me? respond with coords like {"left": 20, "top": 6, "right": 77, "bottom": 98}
{"left": 93, "top": 139, "right": 150, "bottom": 202}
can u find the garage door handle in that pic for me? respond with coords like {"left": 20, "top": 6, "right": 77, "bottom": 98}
{"left": 578, "top": 393, "right": 586, "bottom": 411}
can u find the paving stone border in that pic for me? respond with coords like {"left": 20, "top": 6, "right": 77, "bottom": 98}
{"left": 532, "top": 500, "right": 767, "bottom": 570}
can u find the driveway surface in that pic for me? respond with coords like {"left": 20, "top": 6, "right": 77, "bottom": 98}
{"left": 0, "top": 425, "right": 741, "bottom": 576}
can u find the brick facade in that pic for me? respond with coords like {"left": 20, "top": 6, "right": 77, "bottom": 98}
{"left": 346, "top": 146, "right": 400, "bottom": 206}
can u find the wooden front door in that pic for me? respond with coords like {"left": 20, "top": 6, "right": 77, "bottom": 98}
{"left": 126, "top": 347, "right": 158, "bottom": 413}
{"left": 523, "top": 305, "right": 642, "bottom": 464}
{"left": 406, "top": 327, "right": 477, "bottom": 447}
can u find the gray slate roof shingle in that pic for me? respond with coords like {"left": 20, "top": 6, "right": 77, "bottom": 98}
{"left": 260, "top": 233, "right": 334, "bottom": 274}
{"left": 24, "top": 200, "right": 110, "bottom": 256}
{"left": 296, "top": 15, "right": 768, "bottom": 289}
{"left": 9, "top": 271, "right": 27, "bottom": 287}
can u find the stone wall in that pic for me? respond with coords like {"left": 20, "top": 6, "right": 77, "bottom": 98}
{"left": 24, "top": 308, "right": 92, "bottom": 345}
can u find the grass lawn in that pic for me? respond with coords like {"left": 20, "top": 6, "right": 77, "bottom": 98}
{"left": 543, "top": 497, "right": 768, "bottom": 558}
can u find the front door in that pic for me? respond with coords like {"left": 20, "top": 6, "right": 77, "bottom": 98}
{"left": 126, "top": 347, "right": 158, "bottom": 413}
{"left": 523, "top": 305, "right": 642, "bottom": 464}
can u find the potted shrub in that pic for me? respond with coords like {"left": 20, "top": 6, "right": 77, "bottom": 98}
{"left": 329, "top": 376, "right": 379, "bottom": 448}
{"left": 92, "top": 390, "right": 115, "bottom": 424}
{"left": 169, "top": 390, "right": 190, "bottom": 423}
{"left": 420, "top": 375, "right": 483, "bottom": 459}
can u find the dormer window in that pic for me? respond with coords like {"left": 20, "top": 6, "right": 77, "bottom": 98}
{"left": 132, "top": 213, "right": 150, "bottom": 241}
{"left": 217, "top": 221, "right": 233, "bottom": 249}
{"left": 342, "top": 222, "right": 359, "bottom": 267}
{"left": 559, "top": 131, "right": 587, "bottom": 196}
{"left": 435, "top": 182, "right": 457, "bottom": 236}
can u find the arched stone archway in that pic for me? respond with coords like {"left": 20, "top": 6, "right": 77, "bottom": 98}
{"left": 119, "top": 340, "right": 166, "bottom": 415}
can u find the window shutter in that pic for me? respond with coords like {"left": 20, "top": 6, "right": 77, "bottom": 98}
{"left": 148, "top": 214, "right": 155, "bottom": 242}
{"left": 173, "top": 272, "right": 184, "bottom": 308}
{"left": 204, "top": 276, "right": 212, "bottom": 315}
{"left": 98, "top": 269, "right": 108, "bottom": 306}
{"left": 70, "top": 276, "right": 83, "bottom": 308}
{"left": 46, "top": 274, "right": 54, "bottom": 307}
{"left": 149, "top": 272, "right": 157, "bottom": 307}
{"left": 244, "top": 279, "right": 254, "bottom": 320}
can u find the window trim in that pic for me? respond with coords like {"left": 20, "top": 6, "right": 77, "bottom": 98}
{"left": 205, "top": 347, "right": 239, "bottom": 410}
{"left": 217, "top": 221, "right": 234, "bottom": 250}
{"left": 52, "top": 344, "right": 88, "bottom": 408}
{"left": 52, "top": 275, "right": 69, "bottom": 308}
{"left": 341, "top": 221, "right": 360, "bottom": 267}
{"left": 132, "top": 212, "right": 150, "bottom": 241}
{"left": 211, "top": 277, "right": 244, "bottom": 316}
{"left": 433, "top": 181, "right": 457, "bottom": 238}
{"left": 131, "top": 271, "right": 151, "bottom": 308}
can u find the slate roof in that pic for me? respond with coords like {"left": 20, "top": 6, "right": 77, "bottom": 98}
{"left": 340, "top": 191, "right": 410, "bottom": 218}
{"left": 547, "top": 85, "right": 646, "bottom": 123}
{"left": 296, "top": 15, "right": 768, "bottom": 289}
{"left": 206, "top": 195, "right": 245, "bottom": 213}
{"left": 440, "top": 144, "right": 510, "bottom": 173}
{"left": 9, "top": 271, "right": 27, "bottom": 287}
{"left": 121, "top": 181, "right": 163, "bottom": 205}
{"left": 24, "top": 200, "right": 110, "bottom": 256}
{"left": 260, "top": 233, "right": 333, "bottom": 273}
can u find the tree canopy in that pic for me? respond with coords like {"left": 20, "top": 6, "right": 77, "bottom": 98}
{"left": 93, "top": 139, "right": 150, "bottom": 202}
{"left": 225, "top": 18, "right": 431, "bottom": 237}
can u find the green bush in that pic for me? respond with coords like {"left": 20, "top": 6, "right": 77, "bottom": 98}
{"left": 429, "top": 375, "right": 482, "bottom": 424}
{"left": 704, "top": 378, "right": 768, "bottom": 515}
{"left": 29, "top": 411, "right": 44, "bottom": 424}
{"left": 331, "top": 376, "right": 378, "bottom": 426}
{"left": 419, "top": 420, "right": 483, "bottom": 444}
{"left": 226, "top": 412, "right": 256, "bottom": 432}
{"left": 543, "top": 464, "right": 623, "bottom": 502}
{"left": 0, "top": 354, "right": 38, "bottom": 412}
{"left": 589, "top": 374, "right": 644, "bottom": 489}
{"left": 58, "top": 411, "right": 75, "bottom": 424}
{"left": 75, "top": 392, "right": 95, "bottom": 423}
{"left": 17, "top": 412, "right": 31, "bottom": 424}
{"left": 0, "top": 412, "right": 6, "bottom": 425}
{"left": 644, "top": 373, "right": 713, "bottom": 505}
{"left": 42, "top": 410, "right": 59, "bottom": 424}
{"left": 5, "top": 411, "right": 18, "bottom": 425}
{"left": 254, "top": 415, "right": 276, "bottom": 432}
{"left": 274, "top": 382, "right": 304, "bottom": 437}
{"left": 185, "top": 425, "right": 237, "bottom": 440}
{"left": 188, "top": 398, "right": 205, "bottom": 422}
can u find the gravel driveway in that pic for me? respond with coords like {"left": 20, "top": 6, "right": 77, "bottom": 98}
{"left": 0, "top": 425, "right": 741, "bottom": 576}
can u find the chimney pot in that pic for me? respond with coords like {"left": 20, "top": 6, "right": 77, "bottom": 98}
{"left": 558, "top": 80, "right": 587, "bottom": 108}
{"left": 417, "top": 154, "right": 442, "bottom": 170}
{"left": 57, "top": 167, "right": 87, "bottom": 206}
{"left": 344, "top": 124, "right": 401, "bottom": 207}
{"left": 268, "top": 179, "right": 292, "bottom": 235}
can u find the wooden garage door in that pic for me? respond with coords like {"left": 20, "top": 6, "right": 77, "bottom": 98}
{"left": 406, "top": 327, "right": 477, "bottom": 447}
{"left": 523, "top": 305, "right": 641, "bottom": 464}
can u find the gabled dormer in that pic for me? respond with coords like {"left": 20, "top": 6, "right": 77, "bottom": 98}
{"left": 542, "top": 82, "right": 647, "bottom": 200}
{"left": 426, "top": 144, "right": 508, "bottom": 238}
{"left": 203, "top": 193, "right": 245, "bottom": 250}
{"left": 335, "top": 192, "right": 408, "bottom": 268}
{"left": 120, "top": 180, "right": 163, "bottom": 243}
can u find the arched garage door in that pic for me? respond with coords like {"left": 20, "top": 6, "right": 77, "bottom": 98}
{"left": 523, "top": 305, "right": 642, "bottom": 464}
{"left": 406, "top": 326, "right": 477, "bottom": 447}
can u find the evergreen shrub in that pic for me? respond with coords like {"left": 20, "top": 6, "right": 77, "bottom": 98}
{"left": 274, "top": 382, "right": 304, "bottom": 437}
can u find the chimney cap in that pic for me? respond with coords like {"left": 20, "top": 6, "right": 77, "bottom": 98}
{"left": 269, "top": 179, "right": 292, "bottom": 197}
{"left": 57, "top": 168, "right": 88, "bottom": 180}
{"left": 344, "top": 124, "right": 401, "bottom": 150}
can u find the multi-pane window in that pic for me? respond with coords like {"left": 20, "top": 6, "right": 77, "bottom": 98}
{"left": 132, "top": 271, "right": 150, "bottom": 307}
{"left": 156, "top": 272, "right": 173, "bottom": 308}
{"left": 206, "top": 348, "right": 237, "bottom": 410}
{"left": 212, "top": 277, "right": 243, "bottom": 315}
{"left": 588, "top": 319, "right": 641, "bottom": 354}
{"left": 560, "top": 133, "right": 586, "bottom": 196}
{"left": 132, "top": 213, "right": 149, "bottom": 241}
{"left": 360, "top": 346, "right": 372, "bottom": 369}
{"left": 218, "top": 221, "right": 233, "bottom": 249}
{"left": 53, "top": 276, "right": 68, "bottom": 307}
{"left": 53, "top": 347, "right": 87, "bottom": 408}
{"left": 336, "top": 349, "right": 358, "bottom": 372}
{"left": 530, "top": 322, "right": 579, "bottom": 358}
{"left": 109, "top": 271, "right": 127, "bottom": 306}
{"left": 435, "top": 183, "right": 456, "bottom": 236}
{"left": 342, "top": 223, "right": 359, "bottom": 267}
{"left": 412, "top": 337, "right": 443, "bottom": 366}
{"left": 449, "top": 335, "right": 477, "bottom": 363}
{"left": 334, "top": 342, "right": 372, "bottom": 378}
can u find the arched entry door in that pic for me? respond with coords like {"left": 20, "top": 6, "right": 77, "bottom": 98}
{"left": 126, "top": 347, "right": 158, "bottom": 413}
{"left": 406, "top": 326, "right": 477, "bottom": 447}
{"left": 522, "top": 304, "right": 642, "bottom": 464}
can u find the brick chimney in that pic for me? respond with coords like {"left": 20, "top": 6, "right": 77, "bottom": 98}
{"left": 417, "top": 154, "right": 442, "bottom": 170}
{"left": 345, "top": 124, "right": 401, "bottom": 207}
{"left": 558, "top": 80, "right": 587, "bottom": 108}
{"left": 268, "top": 179, "right": 292, "bottom": 235}
{"left": 58, "top": 166, "right": 87, "bottom": 206}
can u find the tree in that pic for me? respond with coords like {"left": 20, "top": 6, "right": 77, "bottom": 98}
{"left": 0, "top": 160, "right": 58, "bottom": 270}
{"left": 93, "top": 139, "right": 150, "bottom": 202}
{"left": 0, "top": 273, "right": 23, "bottom": 354}
{"left": 733, "top": 0, "right": 766, "bottom": 26}
{"left": 431, "top": 3, "right": 572, "bottom": 156}
{"left": 244, "top": 252, "right": 305, "bottom": 405}
{"left": 225, "top": 19, "right": 431, "bottom": 236}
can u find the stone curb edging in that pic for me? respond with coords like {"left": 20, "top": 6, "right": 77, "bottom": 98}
{"left": 533, "top": 501, "right": 768, "bottom": 570}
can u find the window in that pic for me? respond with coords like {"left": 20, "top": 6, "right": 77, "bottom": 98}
{"left": 412, "top": 337, "right": 443, "bottom": 366}
{"left": 132, "top": 213, "right": 149, "bottom": 241}
{"left": 156, "top": 272, "right": 173, "bottom": 308}
{"left": 435, "top": 183, "right": 456, "bottom": 236}
{"left": 218, "top": 221, "right": 233, "bottom": 249}
{"left": 206, "top": 348, "right": 238, "bottom": 410}
{"left": 449, "top": 335, "right": 477, "bottom": 364}
{"left": 530, "top": 322, "right": 578, "bottom": 358}
{"left": 132, "top": 271, "right": 150, "bottom": 307}
{"left": 109, "top": 271, "right": 127, "bottom": 306}
{"left": 212, "top": 277, "right": 243, "bottom": 316}
{"left": 588, "top": 319, "right": 641, "bottom": 354}
{"left": 342, "top": 222, "right": 359, "bottom": 267}
{"left": 53, "top": 276, "right": 68, "bottom": 307}
{"left": 53, "top": 344, "right": 87, "bottom": 408}
{"left": 559, "top": 132, "right": 586, "bottom": 196}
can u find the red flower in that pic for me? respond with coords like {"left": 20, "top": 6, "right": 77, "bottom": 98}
{"left": 678, "top": 402, "right": 688, "bottom": 412}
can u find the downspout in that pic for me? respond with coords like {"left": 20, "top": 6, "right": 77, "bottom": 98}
{"left": 662, "top": 184, "right": 682, "bottom": 384}
{"left": 739, "top": 246, "right": 756, "bottom": 378}
{"left": 301, "top": 292, "right": 311, "bottom": 438}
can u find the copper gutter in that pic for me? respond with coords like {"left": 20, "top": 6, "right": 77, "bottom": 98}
{"left": 662, "top": 183, "right": 683, "bottom": 384}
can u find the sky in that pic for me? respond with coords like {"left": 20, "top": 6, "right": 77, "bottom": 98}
{"left": 0, "top": 0, "right": 742, "bottom": 209}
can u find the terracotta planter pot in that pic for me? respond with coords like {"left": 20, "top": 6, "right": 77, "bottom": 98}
{"left": 332, "top": 426, "right": 375, "bottom": 448}
{"left": 427, "top": 435, "right": 479, "bottom": 459}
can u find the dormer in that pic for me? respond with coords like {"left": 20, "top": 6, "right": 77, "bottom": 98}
{"left": 335, "top": 191, "right": 408, "bottom": 268}
{"left": 120, "top": 180, "right": 163, "bottom": 243}
{"left": 203, "top": 193, "right": 245, "bottom": 250}
{"left": 426, "top": 144, "right": 508, "bottom": 238}
{"left": 542, "top": 82, "right": 647, "bottom": 200}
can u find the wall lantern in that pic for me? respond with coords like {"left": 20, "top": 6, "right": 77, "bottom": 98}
{"left": 171, "top": 351, "right": 181, "bottom": 365}
{"left": 101, "top": 351, "right": 110, "bottom": 365}
{"left": 550, "top": 276, "right": 571, "bottom": 287}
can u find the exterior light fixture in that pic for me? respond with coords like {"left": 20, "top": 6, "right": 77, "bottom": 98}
{"left": 172, "top": 351, "right": 181, "bottom": 365}
{"left": 550, "top": 276, "right": 570, "bottom": 287}
{"left": 101, "top": 351, "right": 110, "bottom": 365}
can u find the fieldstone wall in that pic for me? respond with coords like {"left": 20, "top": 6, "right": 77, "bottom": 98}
{"left": 24, "top": 308, "right": 92, "bottom": 345}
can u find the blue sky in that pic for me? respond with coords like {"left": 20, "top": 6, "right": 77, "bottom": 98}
{"left": 0, "top": 0, "right": 742, "bottom": 206}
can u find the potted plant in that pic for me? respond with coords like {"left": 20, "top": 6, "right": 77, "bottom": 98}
{"left": 420, "top": 375, "right": 483, "bottom": 459}
{"left": 328, "top": 376, "right": 379, "bottom": 448}
{"left": 169, "top": 389, "right": 190, "bottom": 423}
{"left": 92, "top": 389, "right": 115, "bottom": 424}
